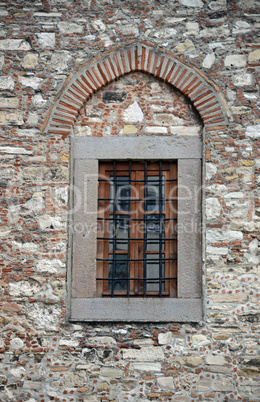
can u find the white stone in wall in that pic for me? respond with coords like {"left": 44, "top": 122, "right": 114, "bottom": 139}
{"left": 92, "top": 19, "right": 106, "bottom": 31}
{"left": 206, "top": 197, "right": 221, "bottom": 219}
{"left": 158, "top": 332, "right": 173, "bottom": 345}
{"left": 232, "top": 106, "right": 251, "bottom": 114}
{"left": 29, "top": 304, "right": 62, "bottom": 331}
{"left": 205, "top": 354, "right": 228, "bottom": 365}
{"left": 27, "top": 113, "right": 39, "bottom": 125}
{"left": 59, "top": 339, "right": 80, "bottom": 347}
{"left": 206, "top": 246, "right": 228, "bottom": 255}
{"left": 131, "top": 362, "right": 162, "bottom": 371}
{"left": 249, "top": 49, "right": 260, "bottom": 62}
{"left": 123, "top": 101, "right": 144, "bottom": 122}
{"left": 170, "top": 126, "right": 201, "bottom": 136}
{"left": 100, "top": 367, "right": 123, "bottom": 378}
{"left": 233, "top": 73, "right": 253, "bottom": 86}
{"left": 184, "top": 22, "right": 199, "bottom": 36}
{"left": 58, "top": 21, "right": 84, "bottom": 33}
{"left": 227, "top": 88, "right": 236, "bottom": 102}
{"left": 192, "top": 334, "right": 210, "bottom": 345}
{"left": 202, "top": 53, "right": 216, "bottom": 69}
{"left": 63, "top": 371, "right": 87, "bottom": 387}
{"left": 18, "top": 76, "right": 43, "bottom": 90}
{"left": 118, "top": 24, "right": 139, "bottom": 36}
{"left": 22, "top": 53, "right": 38, "bottom": 69}
{"left": 10, "top": 338, "right": 24, "bottom": 350}
{"left": 155, "top": 114, "right": 184, "bottom": 125}
{"left": 0, "top": 112, "right": 24, "bottom": 126}
{"left": 33, "top": 94, "right": 47, "bottom": 108}
{"left": 158, "top": 376, "right": 175, "bottom": 390}
{"left": 245, "top": 238, "right": 259, "bottom": 264}
{"left": 246, "top": 125, "right": 260, "bottom": 139}
{"left": 206, "top": 230, "right": 243, "bottom": 242}
{"left": 224, "top": 192, "right": 245, "bottom": 200}
{"left": 200, "top": 26, "right": 230, "bottom": 38}
{"left": 51, "top": 52, "right": 71, "bottom": 71}
{"left": 36, "top": 258, "right": 65, "bottom": 273}
{"left": 76, "top": 125, "right": 92, "bottom": 136}
{"left": 9, "top": 280, "right": 41, "bottom": 297}
{"left": 0, "top": 55, "right": 4, "bottom": 69}
{"left": 0, "top": 39, "right": 31, "bottom": 50}
{"left": 88, "top": 336, "right": 116, "bottom": 345}
{"left": 209, "top": 0, "right": 227, "bottom": 10}
{"left": 51, "top": 187, "right": 68, "bottom": 208}
{"left": 104, "top": 126, "right": 111, "bottom": 136}
{"left": 206, "top": 163, "right": 217, "bottom": 180}
{"left": 0, "top": 98, "right": 19, "bottom": 108}
{"left": 100, "top": 33, "right": 113, "bottom": 47}
{"left": 233, "top": 20, "right": 251, "bottom": 34}
{"left": 145, "top": 126, "right": 168, "bottom": 134}
{"left": 154, "top": 28, "right": 177, "bottom": 39}
{"left": 0, "top": 76, "right": 14, "bottom": 90}
{"left": 224, "top": 55, "right": 247, "bottom": 67}
{"left": 121, "top": 346, "right": 164, "bottom": 361}
{"left": 238, "top": 0, "right": 258, "bottom": 8}
{"left": 10, "top": 367, "right": 26, "bottom": 378}
{"left": 37, "top": 33, "right": 55, "bottom": 48}
{"left": 175, "top": 39, "right": 196, "bottom": 53}
{"left": 244, "top": 92, "right": 257, "bottom": 100}
{"left": 178, "top": 0, "right": 203, "bottom": 7}
{"left": 0, "top": 146, "right": 32, "bottom": 154}
{"left": 212, "top": 378, "right": 233, "bottom": 391}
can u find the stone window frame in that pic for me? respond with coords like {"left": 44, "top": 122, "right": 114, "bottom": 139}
{"left": 69, "top": 135, "right": 203, "bottom": 322}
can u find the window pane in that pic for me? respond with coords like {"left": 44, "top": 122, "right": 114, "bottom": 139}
{"left": 146, "top": 176, "right": 165, "bottom": 212}
{"left": 146, "top": 254, "right": 165, "bottom": 292}
{"left": 110, "top": 177, "right": 130, "bottom": 212}
{"left": 109, "top": 216, "right": 129, "bottom": 251}
{"left": 108, "top": 254, "right": 128, "bottom": 291}
{"left": 146, "top": 215, "right": 164, "bottom": 251}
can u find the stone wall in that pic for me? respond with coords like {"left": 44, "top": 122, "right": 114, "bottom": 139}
{"left": 0, "top": 0, "right": 259, "bottom": 401}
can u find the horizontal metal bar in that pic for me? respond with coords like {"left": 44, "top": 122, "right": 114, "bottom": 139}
{"left": 98, "top": 198, "right": 177, "bottom": 201}
{"left": 96, "top": 257, "right": 177, "bottom": 262}
{"left": 99, "top": 178, "right": 177, "bottom": 183}
{"left": 96, "top": 277, "right": 177, "bottom": 281}
{"left": 97, "top": 237, "right": 177, "bottom": 241}
{"left": 97, "top": 217, "right": 177, "bottom": 221}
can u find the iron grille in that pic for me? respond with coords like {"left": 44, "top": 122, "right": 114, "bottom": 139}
{"left": 96, "top": 161, "right": 178, "bottom": 298}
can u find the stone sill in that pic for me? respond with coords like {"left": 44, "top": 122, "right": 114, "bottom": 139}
{"left": 70, "top": 298, "right": 203, "bottom": 322}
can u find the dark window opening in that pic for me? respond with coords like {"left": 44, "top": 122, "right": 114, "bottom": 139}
{"left": 96, "top": 161, "right": 178, "bottom": 298}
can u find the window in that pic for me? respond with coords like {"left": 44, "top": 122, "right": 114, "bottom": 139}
{"left": 70, "top": 136, "right": 202, "bottom": 322}
{"left": 97, "top": 161, "right": 177, "bottom": 298}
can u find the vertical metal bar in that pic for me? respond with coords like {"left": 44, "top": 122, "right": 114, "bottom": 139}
{"left": 127, "top": 161, "right": 131, "bottom": 298}
{"left": 143, "top": 161, "right": 147, "bottom": 297}
{"left": 159, "top": 160, "right": 163, "bottom": 298}
{"left": 111, "top": 161, "right": 117, "bottom": 297}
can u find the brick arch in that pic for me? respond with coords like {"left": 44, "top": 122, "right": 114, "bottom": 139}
{"left": 41, "top": 42, "right": 231, "bottom": 135}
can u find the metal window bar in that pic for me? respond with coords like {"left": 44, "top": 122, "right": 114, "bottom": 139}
{"left": 111, "top": 161, "right": 117, "bottom": 297}
{"left": 127, "top": 161, "right": 132, "bottom": 298}
{"left": 97, "top": 257, "right": 177, "bottom": 262}
{"left": 99, "top": 178, "right": 177, "bottom": 183}
{"left": 97, "top": 217, "right": 177, "bottom": 221}
{"left": 98, "top": 161, "right": 177, "bottom": 297}
{"left": 143, "top": 161, "right": 147, "bottom": 297}
{"left": 159, "top": 160, "right": 163, "bottom": 297}
{"left": 97, "top": 237, "right": 177, "bottom": 241}
{"left": 97, "top": 276, "right": 177, "bottom": 281}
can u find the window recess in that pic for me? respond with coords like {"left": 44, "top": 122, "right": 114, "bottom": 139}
{"left": 70, "top": 135, "right": 203, "bottom": 322}
{"left": 96, "top": 161, "right": 178, "bottom": 298}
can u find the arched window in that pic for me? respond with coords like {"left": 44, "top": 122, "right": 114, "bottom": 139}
{"left": 70, "top": 71, "right": 202, "bottom": 322}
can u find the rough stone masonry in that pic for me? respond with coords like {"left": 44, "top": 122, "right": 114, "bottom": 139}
{"left": 0, "top": 0, "right": 260, "bottom": 401}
